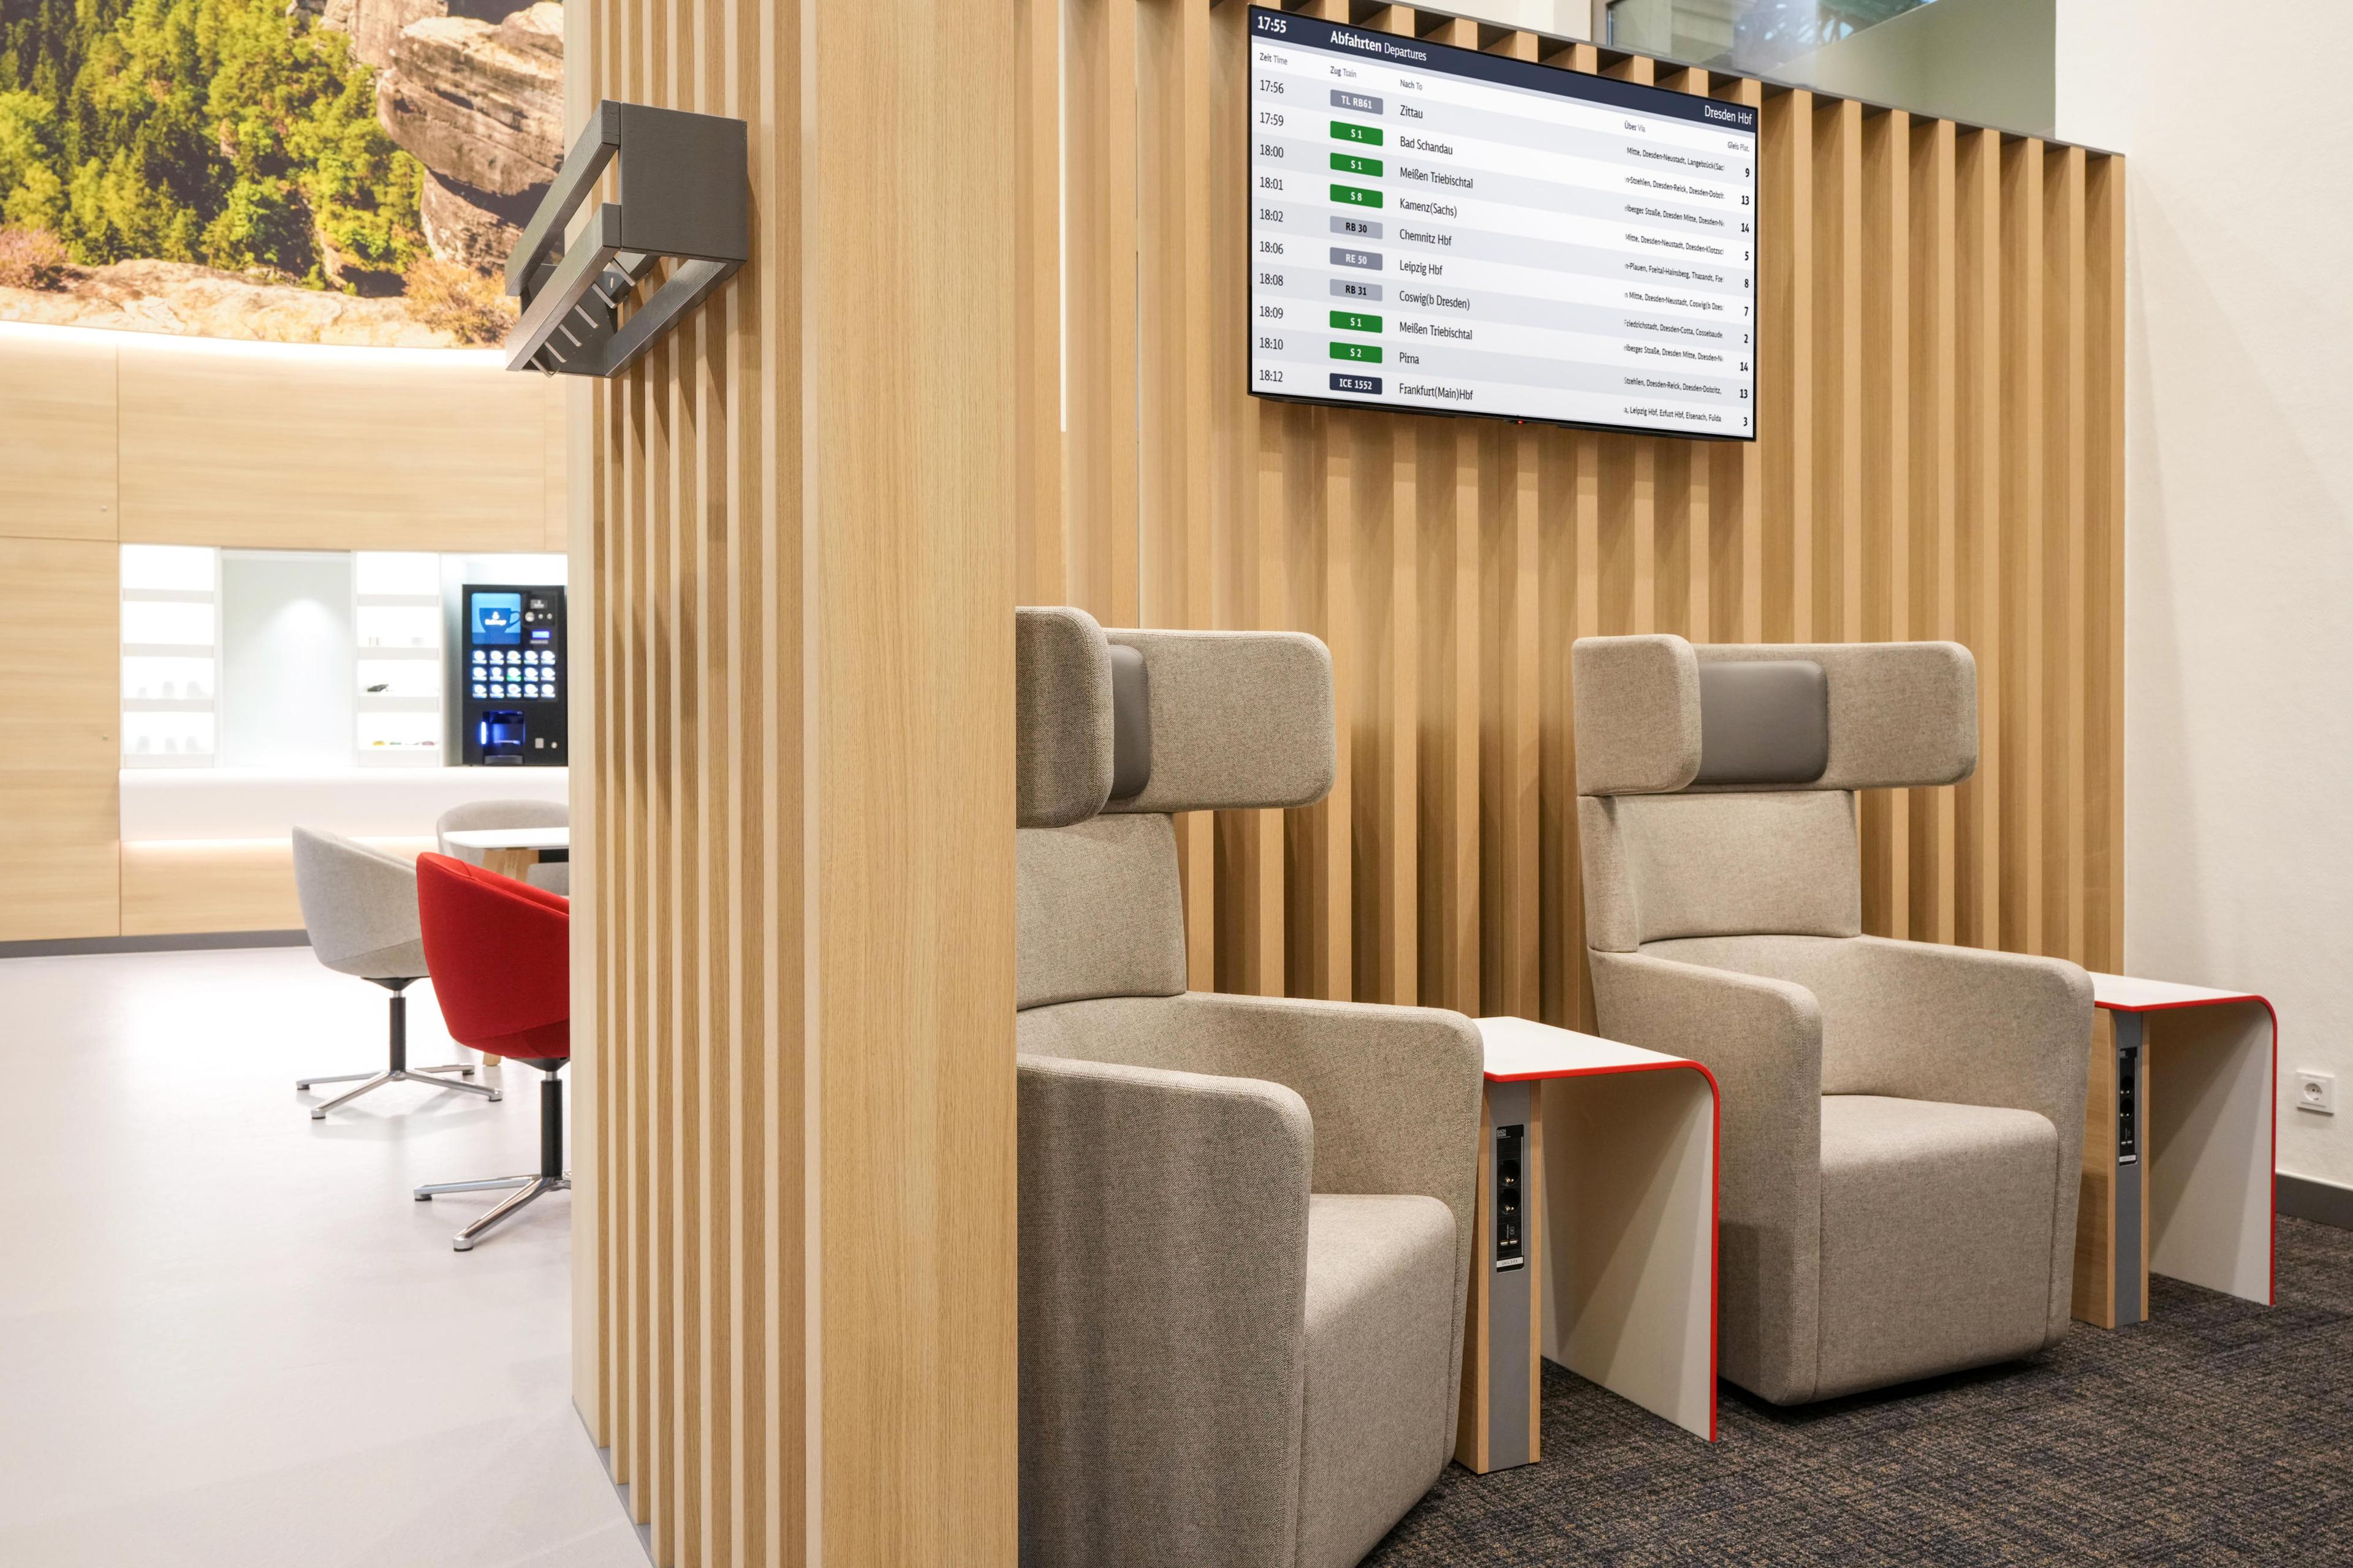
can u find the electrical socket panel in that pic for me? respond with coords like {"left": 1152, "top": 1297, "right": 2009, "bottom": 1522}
{"left": 2296, "top": 1070, "right": 2336, "bottom": 1116}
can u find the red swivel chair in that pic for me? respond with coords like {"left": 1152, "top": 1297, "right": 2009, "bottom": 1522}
{"left": 411, "top": 852, "right": 572, "bottom": 1252}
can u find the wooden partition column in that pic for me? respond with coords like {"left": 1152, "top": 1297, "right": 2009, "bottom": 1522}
{"left": 1025, "top": 0, "right": 2127, "bottom": 1028}
{"left": 570, "top": 0, "right": 1018, "bottom": 1563}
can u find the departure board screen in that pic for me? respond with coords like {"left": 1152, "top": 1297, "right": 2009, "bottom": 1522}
{"left": 1246, "top": 7, "right": 1760, "bottom": 439}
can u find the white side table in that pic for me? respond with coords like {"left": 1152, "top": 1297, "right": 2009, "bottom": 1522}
{"left": 1455, "top": 1017, "right": 1718, "bottom": 1474}
{"left": 2078, "top": 974, "right": 2276, "bottom": 1327}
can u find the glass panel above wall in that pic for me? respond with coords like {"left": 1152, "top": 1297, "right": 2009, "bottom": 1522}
{"left": 1607, "top": 0, "right": 2056, "bottom": 137}
{"left": 1428, "top": 0, "right": 1596, "bottom": 36}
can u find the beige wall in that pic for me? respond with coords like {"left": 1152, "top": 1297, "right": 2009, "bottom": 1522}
{"left": 2059, "top": 1, "right": 2353, "bottom": 1189}
{"left": 0, "top": 324, "right": 566, "bottom": 942}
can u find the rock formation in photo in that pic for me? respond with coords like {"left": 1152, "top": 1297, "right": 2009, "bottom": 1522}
{"left": 321, "top": 0, "right": 565, "bottom": 276}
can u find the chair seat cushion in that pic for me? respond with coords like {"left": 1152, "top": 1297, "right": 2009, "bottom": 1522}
{"left": 1297, "top": 1193, "right": 1457, "bottom": 1568}
{"left": 1816, "top": 1094, "right": 2059, "bottom": 1400}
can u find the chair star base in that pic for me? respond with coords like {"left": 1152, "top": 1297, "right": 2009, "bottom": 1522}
{"left": 297, "top": 978, "right": 498, "bottom": 1118}
{"left": 418, "top": 1173, "right": 573, "bottom": 1252}
{"left": 415, "top": 1062, "right": 570, "bottom": 1252}
{"left": 302, "top": 1066, "right": 496, "bottom": 1118}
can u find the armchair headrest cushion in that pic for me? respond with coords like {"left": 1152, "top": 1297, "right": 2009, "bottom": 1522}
{"left": 1107, "top": 643, "right": 1153, "bottom": 801}
{"left": 1695, "top": 660, "right": 1829, "bottom": 786}
{"left": 1574, "top": 635, "right": 1978, "bottom": 795}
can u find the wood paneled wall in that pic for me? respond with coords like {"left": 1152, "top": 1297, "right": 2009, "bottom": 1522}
{"left": 0, "top": 326, "right": 565, "bottom": 942}
{"left": 0, "top": 330, "right": 566, "bottom": 555}
{"left": 1025, "top": 1, "right": 2126, "bottom": 1035}
{"left": 572, "top": 0, "right": 1019, "bottom": 1563}
{"left": 0, "top": 535, "right": 122, "bottom": 941}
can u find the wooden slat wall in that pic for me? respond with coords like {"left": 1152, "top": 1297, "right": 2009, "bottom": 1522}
{"left": 1019, "top": 0, "right": 2127, "bottom": 1040}
{"left": 577, "top": 0, "right": 1018, "bottom": 1562}
{"left": 578, "top": 2, "right": 2126, "bottom": 1560}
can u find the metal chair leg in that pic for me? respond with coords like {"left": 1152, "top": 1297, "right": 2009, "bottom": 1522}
{"left": 403, "top": 1070, "right": 500, "bottom": 1101}
{"left": 311, "top": 1072, "right": 397, "bottom": 1118}
{"left": 433, "top": 1064, "right": 567, "bottom": 1251}
{"left": 415, "top": 1174, "right": 536, "bottom": 1200}
{"left": 413, "top": 1062, "right": 479, "bottom": 1078}
{"left": 452, "top": 1176, "right": 560, "bottom": 1251}
{"left": 295, "top": 1069, "right": 378, "bottom": 1090}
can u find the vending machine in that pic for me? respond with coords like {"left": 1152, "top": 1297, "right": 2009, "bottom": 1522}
{"left": 453, "top": 583, "right": 568, "bottom": 765}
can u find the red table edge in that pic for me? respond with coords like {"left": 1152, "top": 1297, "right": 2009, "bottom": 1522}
{"left": 1480, "top": 1057, "right": 1722, "bottom": 1442}
{"left": 2093, "top": 991, "right": 2278, "bottom": 1308}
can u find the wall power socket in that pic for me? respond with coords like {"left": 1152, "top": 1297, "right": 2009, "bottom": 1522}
{"left": 2297, "top": 1070, "right": 2336, "bottom": 1116}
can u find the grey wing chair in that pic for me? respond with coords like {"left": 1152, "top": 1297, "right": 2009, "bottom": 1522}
{"left": 290, "top": 826, "right": 501, "bottom": 1119}
{"left": 1570, "top": 635, "right": 2091, "bottom": 1404}
{"left": 1015, "top": 607, "right": 1485, "bottom": 1568}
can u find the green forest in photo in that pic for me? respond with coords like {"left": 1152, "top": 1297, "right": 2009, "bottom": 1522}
{"left": 0, "top": 0, "right": 423, "bottom": 291}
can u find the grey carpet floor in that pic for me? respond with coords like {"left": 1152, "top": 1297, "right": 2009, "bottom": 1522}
{"left": 1365, "top": 1215, "right": 2353, "bottom": 1566}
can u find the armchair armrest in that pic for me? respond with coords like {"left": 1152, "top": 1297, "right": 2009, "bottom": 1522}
{"left": 1018, "top": 1053, "right": 1311, "bottom": 1568}
{"left": 1161, "top": 993, "right": 1485, "bottom": 1219}
{"left": 1640, "top": 933, "right": 2091, "bottom": 1134}
{"left": 1813, "top": 936, "right": 2093, "bottom": 1135}
{"left": 1586, "top": 949, "right": 1824, "bottom": 1403}
{"left": 1017, "top": 991, "right": 1483, "bottom": 1254}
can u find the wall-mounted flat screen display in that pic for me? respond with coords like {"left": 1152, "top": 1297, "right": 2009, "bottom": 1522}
{"left": 1247, "top": 7, "right": 1759, "bottom": 439}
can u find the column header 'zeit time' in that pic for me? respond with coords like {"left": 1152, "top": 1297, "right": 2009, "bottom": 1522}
{"left": 1248, "top": 6, "right": 1759, "bottom": 135}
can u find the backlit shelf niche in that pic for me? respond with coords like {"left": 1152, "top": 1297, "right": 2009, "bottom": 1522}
{"left": 354, "top": 552, "right": 444, "bottom": 767}
{"left": 121, "top": 545, "right": 218, "bottom": 768}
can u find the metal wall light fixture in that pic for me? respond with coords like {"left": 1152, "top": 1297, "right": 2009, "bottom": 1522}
{"left": 504, "top": 101, "right": 750, "bottom": 378}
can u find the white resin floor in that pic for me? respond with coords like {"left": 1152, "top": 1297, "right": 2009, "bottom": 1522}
{"left": 0, "top": 946, "right": 645, "bottom": 1567}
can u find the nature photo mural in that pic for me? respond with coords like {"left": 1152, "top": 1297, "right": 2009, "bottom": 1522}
{"left": 0, "top": 0, "right": 561, "bottom": 346}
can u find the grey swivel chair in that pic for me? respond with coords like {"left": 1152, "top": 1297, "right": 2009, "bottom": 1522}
{"left": 1570, "top": 635, "right": 2091, "bottom": 1404}
{"left": 435, "top": 798, "right": 569, "bottom": 895}
{"left": 1015, "top": 608, "right": 1485, "bottom": 1568}
{"left": 290, "top": 827, "right": 501, "bottom": 1119}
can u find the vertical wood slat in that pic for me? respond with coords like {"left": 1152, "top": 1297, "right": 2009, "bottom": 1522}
{"left": 1065, "top": 0, "right": 1142, "bottom": 627}
{"left": 1015, "top": 0, "right": 1065, "bottom": 608}
{"left": 1480, "top": 29, "right": 1542, "bottom": 1021}
{"left": 1859, "top": 107, "right": 1911, "bottom": 940}
{"left": 1763, "top": 88, "right": 1811, "bottom": 643}
{"left": 1139, "top": 0, "right": 1217, "bottom": 989}
{"left": 1417, "top": 12, "right": 1482, "bottom": 1019}
{"left": 1953, "top": 126, "right": 2002, "bottom": 950}
{"left": 2000, "top": 135, "right": 2047, "bottom": 959}
{"left": 1208, "top": 0, "right": 1281, "bottom": 998}
{"left": 2086, "top": 151, "right": 2127, "bottom": 975}
{"left": 2046, "top": 145, "right": 2089, "bottom": 970}
{"left": 583, "top": 9, "right": 2128, "bottom": 1561}
{"left": 1910, "top": 115, "right": 1960, "bottom": 944}
{"left": 1370, "top": 9, "right": 1419, "bottom": 1010}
